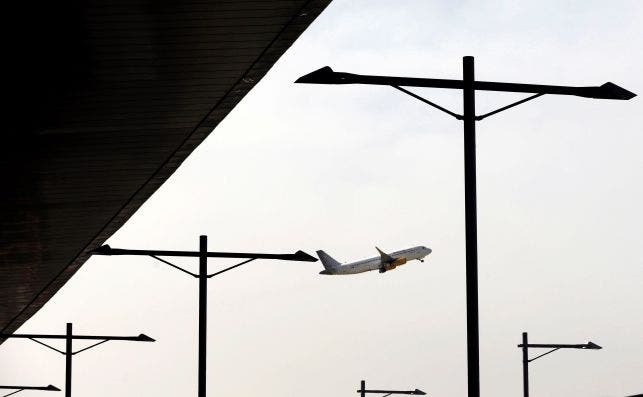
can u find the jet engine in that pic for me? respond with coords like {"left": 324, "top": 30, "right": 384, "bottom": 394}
{"left": 379, "top": 257, "right": 407, "bottom": 273}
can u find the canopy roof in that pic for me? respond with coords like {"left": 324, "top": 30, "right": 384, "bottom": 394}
{"left": 1, "top": 0, "right": 331, "bottom": 338}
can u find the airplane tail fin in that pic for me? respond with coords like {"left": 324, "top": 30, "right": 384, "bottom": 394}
{"left": 316, "top": 250, "right": 341, "bottom": 270}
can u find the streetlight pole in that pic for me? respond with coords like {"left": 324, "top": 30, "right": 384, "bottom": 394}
{"left": 522, "top": 332, "right": 529, "bottom": 397}
{"left": 0, "top": 384, "right": 60, "bottom": 397}
{"left": 91, "top": 235, "right": 317, "bottom": 397}
{"left": 0, "top": 323, "right": 154, "bottom": 397}
{"left": 518, "top": 331, "right": 602, "bottom": 397}
{"left": 296, "top": 58, "right": 634, "bottom": 397}
{"left": 65, "top": 323, "right": 72, "bottom": 397}
{"left": 462, "top": 56, "right": 479, "bottom": 397}
{"left": 198, "top": 235, "right": 207, "bottom": 397}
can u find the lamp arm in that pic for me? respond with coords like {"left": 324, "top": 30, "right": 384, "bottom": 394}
{"left": 28, "top": 338, "right": 65, "bottom": 355}
{"left": 2, "top": 389, "right": 24, "bottom": 397}
{"left": 72, "top": 339, "right": 109, "bottom": 355}
{"left": 208, "top": 258, "right": 256, "bottom": 278}
{"left": 150, "top": 255, "right": 198, "bottom": 278}
{"left": 476, "top": 93, "right": 545, "bottom": 121}
{"left": 528, "top": 347, "right": 560, "bottom": 362}
{"left": 391, "top": 85, "right": 463, "bottom": 120}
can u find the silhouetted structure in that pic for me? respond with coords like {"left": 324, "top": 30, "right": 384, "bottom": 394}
{"left": 518, "top": 331, "right": 601, "bottom": 397}
{"left": 358, "top": 380, "right": 426, "bottom": 397}
{"left": 296, "top": 57, "right": 635, "bottom": 397}
{"left": 0, "top": 323, "right": 154, "bottom": 397}
{"left": 91, "top": 235, "right": 317, "bottom": 397}
{"left": 0, "top": 384, "right": 59, "bottom": 397}
{"left": 0, "top": 0, "right": 332, "bottom": 342}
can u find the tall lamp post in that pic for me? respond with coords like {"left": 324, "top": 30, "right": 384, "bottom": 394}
{"left": 358, "top": 380, "right": 427, "bottom": 397}
{"left": 0, "top": 384, "right": 60, "bottom": 397}
{"left": 91, "top": 235, "right": 317, "bottom": 397}
{"left": 0, "top": 323, "right": 154, "bottom": 397}
{"left": 296, "top": 57, "right": 635, "bottom": 397}
{"left": 518, "top": 331, "right": 601, "bottom": 397}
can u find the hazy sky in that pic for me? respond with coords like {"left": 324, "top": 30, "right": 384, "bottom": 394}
{"left": 2, "top": 1, "right": 642, "bottom": 397}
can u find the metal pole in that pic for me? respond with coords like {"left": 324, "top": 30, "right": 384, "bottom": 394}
{"left": 522, "top": 332, "right": 529, "bottom": 397}
{"left": 198, "top": 235, "right": 207, "bottom": 397}
{"left": 361, "top": 380, "right": 366, "bottom": 397}
{"left": 65, "top": 323, "right": 72, "bottom": 397}
{"left": 462, "top": 55, "right": 480, "bottom": 397}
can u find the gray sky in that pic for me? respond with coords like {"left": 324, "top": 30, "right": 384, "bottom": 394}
{"left": 2, "top": 1, "right": 642, "bottom": 397}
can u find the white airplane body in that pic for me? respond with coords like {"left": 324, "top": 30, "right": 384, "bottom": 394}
{"left": 317, "top": 246, "right": 432, "bottom": 275}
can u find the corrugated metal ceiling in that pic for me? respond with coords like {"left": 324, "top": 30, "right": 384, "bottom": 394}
{"left": 1, "top": 0, "right": 331, "bottom": 338}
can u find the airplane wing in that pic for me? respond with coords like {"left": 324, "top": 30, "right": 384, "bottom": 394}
{"left": 375, "top": 246, "right": 395, "bottom": 263}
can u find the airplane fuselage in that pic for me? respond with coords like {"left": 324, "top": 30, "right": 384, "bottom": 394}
{"left": 319, "top": 246, "right": 431, "bottom": 275}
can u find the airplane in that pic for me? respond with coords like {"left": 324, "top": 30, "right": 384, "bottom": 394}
{"left": 317, "top": 246, "right": 432, "bottom": 275}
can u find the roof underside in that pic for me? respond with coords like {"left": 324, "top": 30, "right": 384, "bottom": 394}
{"left": 1, "top": 0, "right": 331, "bottom": 338}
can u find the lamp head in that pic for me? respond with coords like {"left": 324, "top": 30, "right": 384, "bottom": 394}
{"left": 412, "top": 389, "right": 427, "bottom": 395}
{"left": 596, "top": 82, "right": 636, "bottom": 100}
{"left": 295, "top": 66, "right": 356, "bottom": 84}
{"left": 91, "top": 245, "right": 113, "bottom": 255}
{"left": 584, "top": 341, "right": 602, "bottom": 349}
{"left": 46, "top": 385, "right": 61, "bottom": 391}
{"left": 295, "top": 66, "right": 336, "bottom": 84}
{"left": 136, "top": 334, "right": 155, "bottom": 342}
{"left": 577, "top": 82, "right": 636, "bottom": 100}
{"left": 293, "top": 250, "right": 318, "bottom": 262}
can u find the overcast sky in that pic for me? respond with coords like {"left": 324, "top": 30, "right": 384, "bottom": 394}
{"left": 2, "top": 1, "right": 642, "bottom": 397}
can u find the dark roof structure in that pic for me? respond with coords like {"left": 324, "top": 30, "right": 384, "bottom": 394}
{"left": 1, "top": 0, "right": 331, "bottom": 339}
